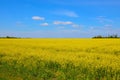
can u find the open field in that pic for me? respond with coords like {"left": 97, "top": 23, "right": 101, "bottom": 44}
{"left": 0, "top": 39, "right": 120, "bottom": 80}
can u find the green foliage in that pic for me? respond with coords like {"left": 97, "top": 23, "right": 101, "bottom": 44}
{"left": 92, "top": 34, "right": 120, "bottom": 38}
{"left": 0, "top": 36, "right": 20, "bottom": 39}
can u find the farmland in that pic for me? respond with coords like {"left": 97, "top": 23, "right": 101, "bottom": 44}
{"left": 0, "top": 39, "right": 120, "bottom": 80}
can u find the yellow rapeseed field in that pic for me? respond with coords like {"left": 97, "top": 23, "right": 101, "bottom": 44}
{"left": 0, "top": 39, "right": 120, "bottom": 80}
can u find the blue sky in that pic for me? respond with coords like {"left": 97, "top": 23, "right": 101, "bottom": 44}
{"left": 0, "top": 0, "right": 120, "bottom": 38}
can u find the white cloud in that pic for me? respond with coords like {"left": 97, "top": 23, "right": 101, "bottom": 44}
{"left": 53, "top": 21, "right": 83, "bottom": 29}
{"left": 40, "top": 23, "right": 49, "bottom": 26}
{"left": 32, "top": 16, "right": 45, "bottom": 20}
{"left": 53, "top": 21, "right": 73, "bottom": 25}
{"left": 54, "top": 10, "right": 79, "bottom": 17}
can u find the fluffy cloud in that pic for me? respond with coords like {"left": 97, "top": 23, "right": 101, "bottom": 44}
{"left": 40, "top": 23, "right": 49, "bottom": 26}
{"left": 53, "top": 21, "right": 73, "bottom": 25}
{"left": 32, "top": 16, "right": 45, "bottom": 20}
{"left": 53, "top": 21, "right": 82, "bottom": 29}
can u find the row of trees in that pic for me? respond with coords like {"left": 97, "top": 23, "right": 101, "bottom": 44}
{"left": 92, "top": 34, "right": 120, "bottom": 38}
{"left": 0, "top": 35, "right": 120, "bottom": 39}
{"left": 0, "top": 36, "right": 21, "bottom": 39}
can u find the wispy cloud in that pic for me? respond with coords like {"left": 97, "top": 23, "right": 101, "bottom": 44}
{"left": 40, "top": 23, "right": 49, "bottom": 26}
{"left": 96, "top": 16, "right": 113, "bottom": 23}
{"left": 58, "top": 26, "right": 65, "bottom": 29}
{"left": 72, "top": 24, "right": 82, "bottom": 28}
{"left": 32, "top": 16, "right": 45, "bottom": 20}
{"left": 104, "top": 24, "right": 113, "bottom": 27}
{"left": 89, "top": 24, "right": 113, "bottom": 31}
{"left": 16, "top": 21, "right": 26, "bottom": 27}
{"left": 53, "top": 21, "right": 73, "bottom": 25}
{"left": 16, "top": 21, "right": 22, "bottom": 25}
{"left": 53, "top": 10, "right": 79, "bottom": 17}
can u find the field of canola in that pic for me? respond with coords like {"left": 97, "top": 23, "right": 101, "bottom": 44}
{"left": 0, "top": 39, "right": 120, "bottom": 80}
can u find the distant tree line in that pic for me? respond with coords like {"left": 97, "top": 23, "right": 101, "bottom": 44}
{"left": 92, "top": 34, "right": 120, "bottom": 38}
{"left": 0, "top": 36, "right": 21, "bottom": 39}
